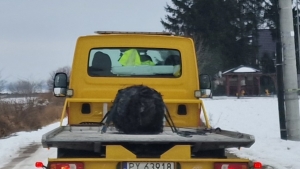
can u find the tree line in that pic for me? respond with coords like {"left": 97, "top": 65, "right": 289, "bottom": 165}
{"left": 0, "top": 66, "right": 70, "bottom": 95}
{"left": 161, "top": 0, "right": 300, "bottom": 76}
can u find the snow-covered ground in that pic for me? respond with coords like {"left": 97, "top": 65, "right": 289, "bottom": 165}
{"left": 0, "top": 97, "right": 34, "bottom": 103}
{"left": 0, "top": 119, "right": 67, "bottom": 169}
{"left": 203, "top": 96, "right": 300, "bottom": 169}
{"left": 0, "top": 97, "right": 49, "bottom": 107}
{"left": 0, "top": 97, "right": 300, "bottom": 169}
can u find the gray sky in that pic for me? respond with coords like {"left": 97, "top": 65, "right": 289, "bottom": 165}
{"left": 0, "top": 0, "right": 171, "bottom": 82}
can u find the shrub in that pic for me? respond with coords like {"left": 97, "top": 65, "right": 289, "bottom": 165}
{"left": 0, "top": 94, "right": 65, "bottom": 138}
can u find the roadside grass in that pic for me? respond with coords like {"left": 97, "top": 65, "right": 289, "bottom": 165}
{"left": 0, "top": 93, "right": 64, "bottom": 138}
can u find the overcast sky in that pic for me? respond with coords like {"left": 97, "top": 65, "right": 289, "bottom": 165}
{"left": 0, "top": 0, "right": 172, "bottom": 82}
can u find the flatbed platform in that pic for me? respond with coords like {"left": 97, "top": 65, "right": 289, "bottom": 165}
{"left": 42, "top": 126, "right": 255, "bottom": 151}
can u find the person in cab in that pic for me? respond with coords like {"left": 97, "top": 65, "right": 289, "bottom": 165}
{"left": 118, "top": 49, "right": 155, "bottom": 66}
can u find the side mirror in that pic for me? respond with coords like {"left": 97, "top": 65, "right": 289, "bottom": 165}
{"left": 199, "top": 74, "right": 211, "bottom": 89}
{"left": 53, "top": 72, "right": 68, "bottom": 97}
{"left": 199, "top": 74, "right": 212, "bottom": 98}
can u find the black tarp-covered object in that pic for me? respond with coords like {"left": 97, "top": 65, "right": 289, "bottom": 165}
{"left": 110, "top": 85, "right": 165, "bottom": 134}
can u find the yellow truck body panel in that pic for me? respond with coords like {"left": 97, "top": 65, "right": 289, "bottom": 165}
{"left": 48, "top": 145, "right": 250, "bottom": 169}
{"left": 68, "top": 34, "right": 201, "bottom": 127}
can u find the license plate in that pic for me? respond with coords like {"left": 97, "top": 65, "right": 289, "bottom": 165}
{"left": 123, "top": 162, "right": 175, "bottom": 169}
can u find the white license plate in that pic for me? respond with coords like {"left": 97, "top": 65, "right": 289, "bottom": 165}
{"left": 123, "top": 162, "right": 175, "bottom": 169}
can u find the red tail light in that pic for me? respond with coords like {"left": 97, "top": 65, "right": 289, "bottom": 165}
{"left": 50, "top": 162, "right": 84, "bottom": 169}
{"left": 214, "top": 162, "right": 248, "bottom": 169}
{"left": 35, "top": 162, "right": 45, "bottom": 168}
{"left": 253, "top": 162, "right": 262, "bottom": 168}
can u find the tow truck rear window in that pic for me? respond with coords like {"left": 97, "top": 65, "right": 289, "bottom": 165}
{"left": 87, "top": 48, "right": 181, "bottom": 77}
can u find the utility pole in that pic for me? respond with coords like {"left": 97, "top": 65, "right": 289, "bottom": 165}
{"left": 276, "top": 39, "right": 287, "bottom": 140}
{"left": 278, "top": 0, "right": 300, "bottom": 141}
{"left": 275, "top": 0, "right": 287, "bottom": 140}
{"left": 297, "top": 0, "right": 300, "bottom": 74}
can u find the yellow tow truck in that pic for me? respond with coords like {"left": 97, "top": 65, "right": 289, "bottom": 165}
{"left": 37, "top": 31, "right": 261, "bottom": 169}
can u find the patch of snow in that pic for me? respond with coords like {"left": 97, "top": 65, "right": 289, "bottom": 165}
{"left": 223, "top": 65, "right": 260, "bottom": 74}
{"left": 0, "top": 119, "right": 67, "bottom": 168}
{"left": 233, "top": 67, "right": 259, "bottom": 73}
{"left": 202, "top": 97, "right": 300, "bottom": 169}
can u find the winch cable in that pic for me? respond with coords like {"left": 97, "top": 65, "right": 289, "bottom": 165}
{"left": 80, "top": 109, "right": 111, "bottom": 126}
{"left": 164, "top": 105, "right": 194, "bottom": 137}
{"left": 164, "top": 114, "right": 176, "bottom": 133}
{"left": 164, "top": 104, "right": 178, "bottom": 133}
{"left": 99, "top": 110, "right": 110, "bottom": 125}
{"left": 101, "top": 103, "right": 211, "bottom": 136}
{"left": 164, "top": 104, "right": 211, "bottom": 137}
{"left": 101, "top": 103, "right": 118, "bottom": 133}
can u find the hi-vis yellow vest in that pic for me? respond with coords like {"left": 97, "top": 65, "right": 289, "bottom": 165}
{"left": 119, "top": 49, "right": 155, "bottom": 66}
{"left": 119, "top": 49, "right": 141, "bottom": 66}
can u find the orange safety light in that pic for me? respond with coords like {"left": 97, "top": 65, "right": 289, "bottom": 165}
{"left": 61, "top": 166, "right": 70, "bottom": 169}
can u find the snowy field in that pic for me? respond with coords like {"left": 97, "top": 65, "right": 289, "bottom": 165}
{"left": 0, "top": 97, "right": 33, "bottom": 103}
{"left": 0, "top": 96, "right": 300, "bottom": 169}
{"left": 203, "top": 97, "right": 300, "bottom": 169}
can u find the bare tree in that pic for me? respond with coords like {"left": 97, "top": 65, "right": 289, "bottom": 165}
{"left": 191, "top": 33, "right": 222, "bottom": 75}
{"left": 7, "top": 82, "right": 17, "bottom": 94}
{"left": 47, "top": 66, "right": 71, "bottom": 91}
{"left": 192, "top": 34, "right": 212, "bottom": 73}
{"left": 0, "top": 72, "right": 6, "bottom": 93}
{"left": 8, "top": 80, "right": 44, "bottom": 95}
